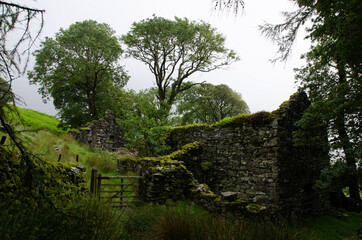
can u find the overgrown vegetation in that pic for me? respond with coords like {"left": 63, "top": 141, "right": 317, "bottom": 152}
{"left": 1, "top": 108, "right": 360, "bottom": 239}
{"left": 302, "top": 211, "right": 361, "bottom": 240}
{"left": 1, "top": 0, "right": 360, "bottom": 237}
{"left": 0, "top": 199, "right": 124, "bottom": 240}
{"left": 1, "top": 197, "right": 359, "bottom": 240}
{"left": 1, "top": 107, "right": 119, "bottom": 177}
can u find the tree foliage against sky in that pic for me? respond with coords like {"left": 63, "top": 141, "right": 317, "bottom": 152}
{"left": 260, "top": 0, "right": 361, "bottom": 201}
{"left": 0, "top": 1, "right": 44, "bottom": 110}
{"left": 28, "top": 20, "right": 129, "bottom": 127}
{"left": 122, "top": 15, "right": 239, "bottom": 114}
{"left": 175, "top": 83, "right": 249, "bottom": 125}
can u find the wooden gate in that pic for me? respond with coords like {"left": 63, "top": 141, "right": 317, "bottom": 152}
{"left": 90, "top": 167, "right": 144, "bottom": 208}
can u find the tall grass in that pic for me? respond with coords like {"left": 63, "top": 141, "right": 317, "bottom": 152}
{"left": 3, "top": 107, "right": 118, "bottom": 174}
{"left": 0, "top": 199, "right": 125, "bottom": 240}
{"left": 1, "top": 198, "right": 358, "bottom": 240}
{"left": 9, "top": 128, "right": 118, "bottom": 174}
{"left": 122, "top": 202, "right": 307, "bottom": 240}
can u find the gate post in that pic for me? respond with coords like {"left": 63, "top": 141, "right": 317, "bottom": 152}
{"left": 136, "top": 165, "right": 143, "bottom": 200}
{"left": 97, "top": 173, "right": 102, "bottom": 199}
{"left": 90, "top": 168, "right": 98, "bottom": 195}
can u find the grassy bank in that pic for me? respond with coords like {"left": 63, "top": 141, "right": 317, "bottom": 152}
{"left": 1, "top": 199, "right": 359, "bottom": 240}
{"left": 2, "top": 108, "right": 120, "bottom": 177}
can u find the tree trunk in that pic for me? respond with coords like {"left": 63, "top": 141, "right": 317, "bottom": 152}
{"left": 336, "top": 60, "right": 360, "bottom": 201}
{"left": 88, "top": 92, "right": 98, "bottom": 120}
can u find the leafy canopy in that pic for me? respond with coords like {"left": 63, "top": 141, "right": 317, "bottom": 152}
{"left": 117, "top": 88, "right": 170, "bottom": 156}
{"left": 175, "top": 83, "right": 250, "bottom": 125}
{"left": 28, "top": 20, "right": 129, "bottom": 127}
{"left": 122, "top": 15, "right": 239, "bottom": 113}
{"left": 260, "top": 0, "right": 361, "bottom": 200}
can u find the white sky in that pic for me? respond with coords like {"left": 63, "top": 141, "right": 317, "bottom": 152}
{"left": 11, "top": 0, "right": 310, "bottom": 116}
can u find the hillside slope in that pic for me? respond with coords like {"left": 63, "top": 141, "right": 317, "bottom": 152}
{"left": 7, "top": 107, "right": 65, "bottom": 133}
{"left": 2, "top": 108, "right": 118, "bottom": 176}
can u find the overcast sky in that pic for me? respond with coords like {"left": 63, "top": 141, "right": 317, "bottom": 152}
{"left": 12, "top": 0, "right": 310, "bottom": 116}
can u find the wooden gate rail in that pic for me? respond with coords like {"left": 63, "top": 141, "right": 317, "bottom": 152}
{"left": 90, "top": 167, "right": 144, "bottom": 208}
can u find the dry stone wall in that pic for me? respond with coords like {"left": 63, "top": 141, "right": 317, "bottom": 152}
{"left": 168, "top": 114, "right": 280, "bottom": 211}
{"left": 117, "top": 92, "right": 329, "bottom": 218}
{"left": 71, "top": 110, "right": 126, "bottom": 152}
{"left": 166, "top": 92, "right": 329, "bottom": 217}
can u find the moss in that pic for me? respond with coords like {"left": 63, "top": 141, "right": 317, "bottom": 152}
{"left": 120, "top": 142, "right": 201, "bottom": 169}
{"left": 203, "top": 191, "right": 218, "bottom": 198}
{"left": 170, "top": 123, "right": 211, "bottom": 132}
{"left": 168, "top": 111, "right": 277, "bottom": 142}
{"left": 250, "top": 136, "right": 264, "bottom": 146}
{"left": 230, "top": 200, "right": 248, "bottom": 205}
{"left": 167, "top": 114, "right": 251, "bottom": 137}
{"left": 200, "top": 161, "right": 213, "bottom": 171}
{"left": 248, "top": 111, "right": 274, "bottom": 126}
{"left": 245, "top": 203, "right": 262, "bottom": 213}
{"left": 168, "top": 141, "right": 202, "bottom": 159}
{"left": 214, "top": 114, "right": 249, "bottom": 127}
{"left": 68, "top": 129, "right": 80, "bottom": 134}
{"left": 0, "top": 146, "right": 87, "bottom": 208}
{"left": 271, "top": 92, "right": 301, "bottom": 119}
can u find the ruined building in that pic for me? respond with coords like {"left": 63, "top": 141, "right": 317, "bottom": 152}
{"left": 71, "top": 110, "right": 126, "bottom": 152}
{"left": 118, "top": 92, "right": 330, "bottom": 217}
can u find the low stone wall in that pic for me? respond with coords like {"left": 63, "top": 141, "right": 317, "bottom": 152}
{"left": 119, "top": 151, "right": 264, "bottom": 217}
{"left": 0, "top": 145, "right": 88, "bottom": 207}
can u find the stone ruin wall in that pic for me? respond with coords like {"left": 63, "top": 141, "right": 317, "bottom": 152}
{"left": 166, "top": 92, "right": 329, "bottom": 216}
{"left": 71, "top": 110, "right": 127, "bottom": 152}
{"left": 116, "top": 92, "right": 329, "bottom": 217}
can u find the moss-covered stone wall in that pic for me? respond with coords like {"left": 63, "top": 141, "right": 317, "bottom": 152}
{"left": 117, "top": 92, "right": 329, "bottom": 218}
{"left": 0, "top": 145, "right": 87, "bottom": 208}
{"left": 118, "top": 145, "right": 265, "bottom": 217}
{"left": 70, "top": 110, "right": 126, "bottom": 152}
{"left": 166, "top": 92, "right": 329, "bottom": 217}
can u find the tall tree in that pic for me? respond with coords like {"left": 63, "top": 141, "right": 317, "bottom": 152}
{"left": 118, "top": 88, "right": 170, "bottom": 156}
{"left": 122, "top": 15, "right": 239, "bottom": 114}
{"left": 28, "top": 20, "right": 129, "bottom": 127}
{"left": 175, "top": 83, "right": 249, "bottom": 125}
{"left": 260, "top": 0, "right": 361, "bottom": 201}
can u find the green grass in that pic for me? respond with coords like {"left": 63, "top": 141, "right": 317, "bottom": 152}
{"left": 122, "top": 201, "right": 308, "bottom": 240}
{"left": 2, "top": 108, "right": 120, "bottom": 180}
{"left": 302, "top": 211, "right": 361, "bottom": 240}
{"left": 1, "top": 198, "right": 360, "bottom": 240}
{"left": 7, "top": 107, "right": 65, "bottom": 133}
{"left": 0, "top": 198, "right": 125, "bottom": 240}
